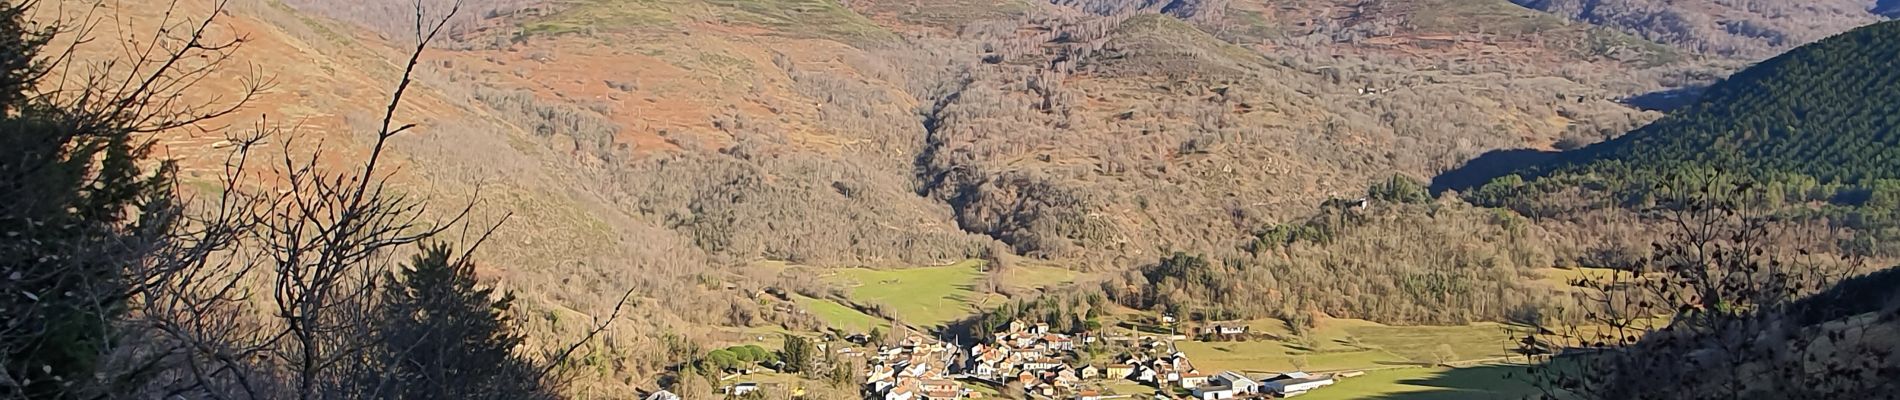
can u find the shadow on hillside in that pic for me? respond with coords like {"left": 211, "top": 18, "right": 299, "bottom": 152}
{"left": 1429, "top": 148, "right": 1562, "bottom": 194}
{"left": 1622, "top": 86, "right": 1704, "bottom": 112}
{"left": 1361, "top": 364, "right": 1541, "bottom": 400}
{"left": 939, "top": 310, "right": 990, "bottom": 344}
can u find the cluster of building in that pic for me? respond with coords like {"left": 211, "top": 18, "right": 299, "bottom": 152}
{"left": 851, "top": 319, "right": 1347, "bottom": 400}
{"left": 965, "top": 320, "right": 1090, "bottom": 396}
{"left": 865, "top": 336, "right": 965, "bottom": 400}
{"left": 1106, "top": 349, "right": 1198, "bottom": 388}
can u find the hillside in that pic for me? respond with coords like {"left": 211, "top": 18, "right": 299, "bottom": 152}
{"left": 1510, "top": 0, "right": 1891, "bottom": 58}
{"left": 261, "top": 0, "right": 1708, "bottom": 268}
{"left": 57, "top": 0, "right": 1897, "bottom": 396}
{"left": 1513, "top": 20, "right": 1900, "bottom": 185}
{"left": 276, "top": 0, "right": 1698, "bottom": 345}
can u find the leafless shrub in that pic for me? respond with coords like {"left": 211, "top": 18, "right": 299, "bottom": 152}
{"left": 1515, "top": 0, "right": 1886, "bottom": 58}
{"left": 1517, "top": 172, "right": 1894, "bottom": 399}
{"left": 3, "top": 1, "right": 636, "bottom": 398}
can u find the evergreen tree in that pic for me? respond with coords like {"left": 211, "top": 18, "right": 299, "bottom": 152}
{"left": 778, "top": 334, "right": 814, "bottom": 374}
{"left": 1368, "top": 174, "right": 1431, "bottom": 204}
{"left": 1, "top": 2, "right": 179, "bottom": 396}
{"left": 371, "top": 243, "right": 550, "bottom": 400}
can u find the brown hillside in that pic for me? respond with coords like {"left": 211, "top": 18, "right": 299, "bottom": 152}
{"left": 68, "top": 0, "right": 1809, "bottom": 393}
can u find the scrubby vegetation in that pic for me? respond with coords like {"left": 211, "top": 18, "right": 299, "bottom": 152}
{"left": 1102, "top": 199, "right": 1587, "bottom": 326}
{"left": 1520, "top": 176, "right": 1898, "bottom": 400}
{"left": 1513, "top": 0, "right": 1890, "bottom": 58}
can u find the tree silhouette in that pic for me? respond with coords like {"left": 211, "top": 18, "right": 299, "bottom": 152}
{"left": 1517, "top": 171, "right": 1894, "bottom": 399}
{"left": 369, "top": 243, "right": 549, "bottom": 399}
{"left": 1, "top": 0, "right": 257, "bottom": 396}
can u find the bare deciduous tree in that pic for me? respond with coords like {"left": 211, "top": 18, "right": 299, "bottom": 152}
{"left": 1517, "top": 172, "right": 1893, "bottom": 400}
{"left": 3, "top": 0, "right": 633, "bottom": 398}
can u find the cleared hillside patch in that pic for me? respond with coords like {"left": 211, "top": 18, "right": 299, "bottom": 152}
{"left": 849, "top": 0, "right": 1036, "bottom": 29}
{"left": 824, "top": 260, "right": 1000, "bottom": 328}
{"left": 999, "top": 264, "right": 1081, "bottom": 293}
{"left": 523, "top": 0, "right": 895, "bottom": 43}
{"left": 792, "top": 294, "right": 890, "bottom": 333}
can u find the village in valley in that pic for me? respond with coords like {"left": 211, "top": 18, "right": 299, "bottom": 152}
{"left": 641, "top": 262, "right": 1541, "bottom": 400}
{"left": 858, "top": 319, "right": 1351, "bottom": 400}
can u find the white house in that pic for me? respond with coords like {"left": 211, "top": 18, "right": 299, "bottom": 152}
{"left": 1043, "top": 334, "right": 1075, "bottom": 351}
{"left": 1191, "top": 383, "right": 1235, "bottom": 400}
{"left": 1131, "top": 366, "right": 1158, "bottom": 383}
{"left": 971, "top": 362, "right": 999, "bottom": 380}
{"left": 1179, "top": 371, "right": 1212, "bottom": 389}
{"left": 1260, "top": 372, "right": 1335, "bottom": 396}
{"left": 1209, "top": 324, "right": 1248, "bottom": 336}
{"left": 725, "top": 383, "right": 760, "bottom": 396}
{"left": 1022, "top": 357, "right": 1063, "bottom": 372}
{"left": 643, "top": 390, "right": 680, "bottom": 400}
{"left": 1212, "top": 371, "right": 1258, "bottom": 394}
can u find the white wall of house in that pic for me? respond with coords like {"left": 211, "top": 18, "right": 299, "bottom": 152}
{"left": 1193, "top": 388, "right": 1234, "bottom": 400}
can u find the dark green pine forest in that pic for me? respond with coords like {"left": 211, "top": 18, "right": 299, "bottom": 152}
{"left": 1492, "top": 20, "right": 1900, "bottom": 192}
{"left": 1468, "top": 21, "right": 1900, "bottom": 247}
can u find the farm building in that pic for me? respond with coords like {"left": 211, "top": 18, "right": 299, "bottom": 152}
{"left": 1260, "top": 372, "right": 1336, "bottom": 396}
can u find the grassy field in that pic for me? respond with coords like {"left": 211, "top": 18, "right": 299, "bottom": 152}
{"left": 1345, "top": 324, "right": 1522, "bottom": 363}
{"left": 1403, "top": 0, "right": 1571, "bottom": 35}
{"left": 521, "top": 0, "right": 677, "bottom": 36}
{"left": 704, "top": 0, "right": 896, "bottom": 42}
{"left": 1177, "top": 318, "right": 1526, "bottom": 372}
{"left": 850, "top": 0, "right": 1035, "bottom": 23}
{"left": 1166, "top": 316, "right": 1541, "bottom": 399}
{"left": 1098, "top": 381, "right": 1162, "bottom": 397}
{"left": 522, "top": 0, "right": 895, "bottom": 43}
{"left": 792, "top": 294, "right": 889, "bottom": 333}
{"left": 999, "top": 264, "right": 1081, "bottom": 293}
{"left": 1532, "top": 267, "right": 1624, "bottom": 289}
{"left": 1177, "top": 340, "right": 1408, "bottom": 373}
{"left": 1300, "top": 364, "right": 1542, "bottom": 400}
{"left": 791, "top": 260, "right": 1080, "bottom": 330}
{"left": 824, "top": 260, "right": 999, "bottom": 328}
{"left": 705, "top": 326, "right": 797, "bottom": 349}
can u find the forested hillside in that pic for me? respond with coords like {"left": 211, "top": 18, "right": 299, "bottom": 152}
{"left": 1501, "top": 20, "right": 1900, "bottom": 188}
